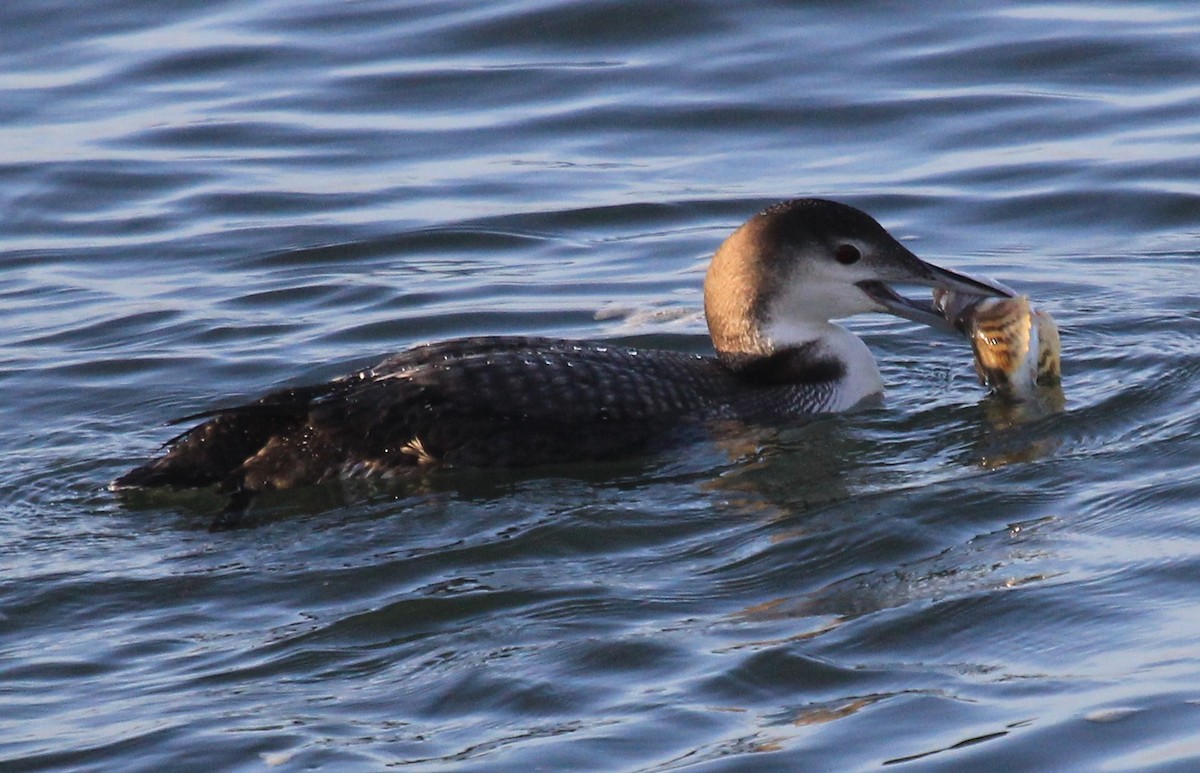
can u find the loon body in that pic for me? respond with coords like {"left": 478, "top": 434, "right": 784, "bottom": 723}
{"left": 112, "top": 199, "right": 1005, "bottom": 523}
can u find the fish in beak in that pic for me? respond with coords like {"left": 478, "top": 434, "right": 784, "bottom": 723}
{"left": 857, "top": 254, "right": 1015, "bottom": 333}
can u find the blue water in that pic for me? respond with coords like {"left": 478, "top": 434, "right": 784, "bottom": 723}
{"left": 4, "top": 1, "right": 1200, "bottom": 770}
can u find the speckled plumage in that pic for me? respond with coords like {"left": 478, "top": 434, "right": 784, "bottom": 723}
{"left": 112, "top": 335, "right": 844, "bottom": 495}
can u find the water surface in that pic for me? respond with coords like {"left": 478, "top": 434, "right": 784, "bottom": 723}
{"left": 3, "top": 1, "right": 1200, "bottom": 770}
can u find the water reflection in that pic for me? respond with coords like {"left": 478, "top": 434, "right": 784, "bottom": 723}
{"left": 734, "top": 516, "right": 1060, "bottom": 630}
{"left": 974, "top": 385, "right": 1068, "bottom": 468}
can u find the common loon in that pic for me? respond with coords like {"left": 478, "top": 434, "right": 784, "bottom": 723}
{"left": 111, "top": 198, "right": 1005, "bottom": 525}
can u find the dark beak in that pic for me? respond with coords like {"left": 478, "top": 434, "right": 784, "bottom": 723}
{"left": 857, "top": 257, "right": 1014, "bottom": 333}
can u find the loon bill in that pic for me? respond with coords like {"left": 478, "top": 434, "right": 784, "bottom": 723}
{"left": 111, "top": 198, "right": 1006, "bottom": 527}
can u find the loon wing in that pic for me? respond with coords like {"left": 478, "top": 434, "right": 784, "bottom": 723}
{"left": 110, "top": 337, "right": 736, "bottom": 495}
{"left": 312, "top": 336, "right": 739, "bottom": 469}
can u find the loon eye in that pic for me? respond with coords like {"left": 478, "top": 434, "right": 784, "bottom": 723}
{"left": 834, "top": 244, "right": 861, "bottom": 265}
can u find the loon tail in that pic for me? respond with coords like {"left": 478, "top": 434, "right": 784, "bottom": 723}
{"left": 109, "top": 402, "right": 308, "bottom": 491}
{"left": 110, "top": 395, "right": 326, "bottom": 531}
{"left": 108, "top": 383, "right": 344, "bottom": 529}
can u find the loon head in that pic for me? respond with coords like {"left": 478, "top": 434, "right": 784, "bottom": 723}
{"left": 704, "top": 198, "right": 1007, "bottom": 360}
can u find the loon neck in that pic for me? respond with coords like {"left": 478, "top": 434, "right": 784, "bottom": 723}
{"left": 716, "top": 321, "right": 885, "bottom": 412}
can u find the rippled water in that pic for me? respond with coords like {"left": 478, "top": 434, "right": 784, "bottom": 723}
{"left": 4, "top": 1, "right": 1200, "bottom": 770}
